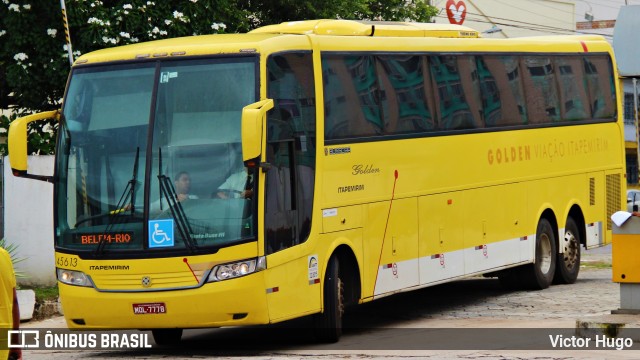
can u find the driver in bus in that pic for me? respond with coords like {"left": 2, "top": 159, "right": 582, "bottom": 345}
{"left": 172, "top": 171, "right": 198, "bottom": 202}
{"left": 150, "top": 171, "right": 199, "bottom": 213}
{"left": 215, "top": 167, "right": 253, "bottom": 199}
{"left": 215, "top": 144, "right": 253, "bottom": 199}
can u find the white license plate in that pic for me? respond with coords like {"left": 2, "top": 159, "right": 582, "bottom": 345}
{"left": 132, "top": 302, "right": 166, "bottom": 314}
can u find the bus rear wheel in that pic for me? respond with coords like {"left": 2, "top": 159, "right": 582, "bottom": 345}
{"left": 313, "top": 256, "right": 344, "bottom": 343}
{"left": 151, "top": 328, "right": 183, "bottom": 346}
{"left": 520, "top": 218, "right": 557, "bottom": 290}
{"left": 553, "top": 217, "right": 581, "bottom": 284}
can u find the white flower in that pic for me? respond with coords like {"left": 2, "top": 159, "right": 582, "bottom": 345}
{"left": 159, "top": 30, "right": 167, "bottom": 36}
{"left": 123, "top": 3, "right": 132, "bottom": 9}
{"left": 47, "top": 28, "right": 57, "bottom": 37}
{"left": 8, "top": 4, "right": 20, "bottom": 12}
{"left": 13, "top": 53, "right": 28, "bottom": 62}
{"left": 0, "top": 128, "right": 7, "bottom": 134}
{"left": 146, "top": 1, "right": 155, "bottom": 5}
{"left": 164, "top": 19, "right": 172, "bottom": 25}
{"left": 87, "top": 17, "right": 103, "bottom": 25}
{"left": 119, "top": 32, "right": 130, "bottom": 39}
{"left": 102, "top": 36, "right": 117, "bottom": 44}
{"left": 190, "top": 0, "right": 198, "bottom": 2}
{"left": 0, "top": 30, "right": 6, "bottom": 37}
{"left": 211, "top": 22, "right": 227, "bottom": 31}
{"left": 152, "top": 27, "right": 159, "bottom": 34}
{"left": 42, "top": 123, "right": 53, "bottom": 134}
{"left": 22, "top": 4, "right": 30, "bottom": 10}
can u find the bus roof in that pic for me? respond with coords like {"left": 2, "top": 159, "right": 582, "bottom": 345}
{"left": 249, "top": 19, "right": 479, "bottom": 38}
{"left": 73, "top": 33, "right": 296, "bottom": 65}
{"left": 73, "top": 20, "right": 612, "bottom": 66}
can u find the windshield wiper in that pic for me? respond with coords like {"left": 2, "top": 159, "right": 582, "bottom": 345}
{"left": 157, "top": 148, "right": 198, "bottom": 253}
{"left": 93, "top": 147, "right": 141, "bottom": 256}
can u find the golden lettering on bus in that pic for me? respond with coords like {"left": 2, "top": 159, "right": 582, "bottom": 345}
{"left": 487, "top": 145, "right": 531, "bottom": 165}
{"left": 488, "top": 138, "right": 610, "bottom": 165}
{"left": 533, "top": 137, "right": 609, "bottom": 161}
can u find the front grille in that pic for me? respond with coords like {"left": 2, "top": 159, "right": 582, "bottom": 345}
{"left": 91, "top": 269, "right": 206, "bottom": 292}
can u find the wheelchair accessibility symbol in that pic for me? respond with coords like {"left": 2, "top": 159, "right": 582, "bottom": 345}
{"left": 148, "top": 219, "right": 174, "bottom": 248}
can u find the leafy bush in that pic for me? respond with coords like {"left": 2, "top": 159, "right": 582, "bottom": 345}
{"left": 0, "top": 238, "right": 26, "bottom": 278}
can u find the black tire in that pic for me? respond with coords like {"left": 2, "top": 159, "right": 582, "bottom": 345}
{"left": 553, "top": 217, "right": 581, "bottom": 284}
{"left": 151, "top": 328, "right": 183, "bottom": 346}
{"left": 313, "top": 256, "right": 344, "bottom": 343}
{"left": 520, "top": 218, "right": 557, "bottom": 290}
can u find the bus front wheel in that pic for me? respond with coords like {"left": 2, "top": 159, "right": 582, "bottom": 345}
{"left": 151, "top": 328, "right": 183, "bottom": 346}
{"left": 313, "top": 256, "right": 344, "bottom": 343}
{"left": 553, "top": 217, "right": 581, "bottom": 284}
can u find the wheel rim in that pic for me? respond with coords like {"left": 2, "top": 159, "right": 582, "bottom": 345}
{"left": 539, "top": 233, "right": 552, "bottom": 274}
{"left": 562, "top": 230, "right": 579, "bottom": 270}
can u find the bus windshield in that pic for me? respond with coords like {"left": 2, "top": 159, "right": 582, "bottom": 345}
{"left": 56, "top": 57, "right": 258, "bottom": 255}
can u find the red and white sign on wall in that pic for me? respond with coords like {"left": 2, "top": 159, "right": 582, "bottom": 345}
{"left": 446, "top": 0, "right": 467, "bottom": 25}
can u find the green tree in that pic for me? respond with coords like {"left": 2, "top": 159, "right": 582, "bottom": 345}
{"left": 244, "top": 0, "right": 437, "bottom": 26}
{"left": 1, "top": 0, "right": 248, "bottom": 115}
{"left": 0, "top": 0, "right": 436, "bottom": 154}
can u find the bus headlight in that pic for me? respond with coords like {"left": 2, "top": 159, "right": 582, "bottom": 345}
{"left": 207, "top": 257, "right": 266, "bottom": 282}
{"left": 57, "top": 268, "right": 93, "bottom": 287}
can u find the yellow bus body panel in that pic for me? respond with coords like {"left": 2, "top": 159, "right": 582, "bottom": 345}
{"left": 58, "top": 243, "right": 274, "bottom": 328}
{"left": 44, "top": 20, "right": 625, "bottom": 329}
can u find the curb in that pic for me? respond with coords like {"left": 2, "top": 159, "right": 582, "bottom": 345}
{"left": 31, "top": 298, "right": 63, "bottom": 322}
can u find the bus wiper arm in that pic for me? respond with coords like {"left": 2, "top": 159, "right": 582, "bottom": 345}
{"left": 156, "top": 147, "right": 198, "bottom": 253}
{"left": 158, "top": 174, "right": 198, "bottom": 252}
{"left": 94, "top": 147, "right": 141, "bottom": 256}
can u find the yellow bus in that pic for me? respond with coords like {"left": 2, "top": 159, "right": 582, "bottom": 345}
{"left": 9, "top": 20, "right": 625, "bottom": 344}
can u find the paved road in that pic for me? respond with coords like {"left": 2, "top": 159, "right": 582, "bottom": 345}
{"left": 20, "top": 244, "right": 640, "bottom": 359}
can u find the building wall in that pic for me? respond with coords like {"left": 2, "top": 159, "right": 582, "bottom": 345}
{"left": 3, "top": 155, "right": 56, "bottom": 286}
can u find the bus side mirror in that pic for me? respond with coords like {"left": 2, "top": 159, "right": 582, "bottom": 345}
{"left": 8, "top": 110, "right": 60, "bottom": 183}
{"left": 241, "top": 99, "right": 274, "bottom": 162}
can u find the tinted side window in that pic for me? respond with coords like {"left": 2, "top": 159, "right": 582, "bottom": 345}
{"left": 377, "top": 55, "right": 434, "bottom": 135}
{"left": 323, "top": 55, "right": 382, "bottom": 140}
{"left": 429, "top": 55, "right": 482, "bottom": 130}
{"left": 266, "top": 52, "right": 316, "bottom": 254}
{"left": 480, "top": 56, "right": 528, "bottom": 127}
{"left": 583, "top": 56, "right": 617, "bottom": 119}
{"left": 555, "top": 56, "right": 590, "bottom": 121}
{"left": 522, "top": 56, "right": 560, "bottom": 123}
{"left": 322, "top": 52, "right": 616, "bottom": 143}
